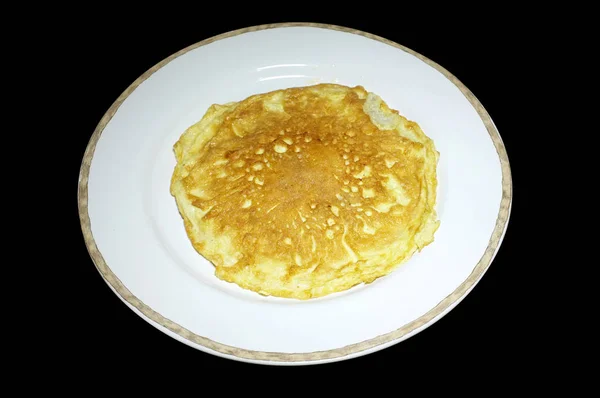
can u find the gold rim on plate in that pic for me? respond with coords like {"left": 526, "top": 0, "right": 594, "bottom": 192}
{"left": 78, "top": 22, "right": 513, "bottom": 363}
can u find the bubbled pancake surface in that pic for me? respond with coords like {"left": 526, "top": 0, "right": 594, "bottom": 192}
{"left": 170, "top": 84, "right": 439, "bottom": 299}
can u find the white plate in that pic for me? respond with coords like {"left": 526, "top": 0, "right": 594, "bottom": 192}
{"left": 78, "top": 23, "right": 512, "bottom": 365}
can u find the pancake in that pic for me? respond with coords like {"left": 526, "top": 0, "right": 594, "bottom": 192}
{"left": 170, "top": 83, "right": 440, "bottom": 299}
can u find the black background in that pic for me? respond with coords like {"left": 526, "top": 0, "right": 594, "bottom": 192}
{"left": 65, "top": 12, "right": 530, "bottom": 373}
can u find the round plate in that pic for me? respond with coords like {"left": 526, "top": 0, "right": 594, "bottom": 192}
{"left": 78, "top": 23, "right": 512, "bottom": 365}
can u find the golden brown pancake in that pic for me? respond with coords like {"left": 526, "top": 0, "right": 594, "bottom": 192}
{"left": 170, "top": 84, "right": 439, "bottom": 299}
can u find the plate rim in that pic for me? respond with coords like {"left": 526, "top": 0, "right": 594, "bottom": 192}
{"left": 78, "top": 22, "right": 513, "bottom": 363}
